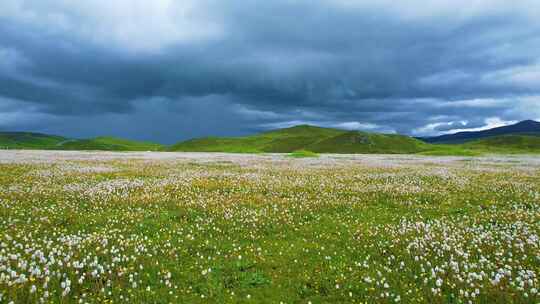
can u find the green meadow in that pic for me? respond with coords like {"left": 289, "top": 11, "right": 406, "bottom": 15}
{"left": 0, "top": 151, "right": 539, "bottom": 303}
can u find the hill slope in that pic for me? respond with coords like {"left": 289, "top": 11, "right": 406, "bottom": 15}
{"left": 3, "top": 124, "right": 539, "bottom": 154}
{"left": 58, "top": 137, "right": 163, "bottom": 151}
{"left": 0, "top": 133, "right": 163, "bottom": 151}
{"left": 0, "top": 132, "right": 67, "bottom": 149}
{"left": 305, "top": 131, "right": 428, "bottom": 154}
{"left": 169, "top": 125, "right": 428, "bottom": 154}
{"left": 464, "top": 135, "right": 540, "bottom": 153}
{"left": 422, "top": 120, "right": 540, "bottom": 144}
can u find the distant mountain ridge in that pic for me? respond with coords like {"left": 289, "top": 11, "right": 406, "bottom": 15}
{"left": 422, "top": 120, "right": 540, "bottom": 144}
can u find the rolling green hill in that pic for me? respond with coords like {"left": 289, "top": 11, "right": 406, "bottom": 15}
{"left": 168, "top": 125, "right": 342, "bottom": 153}
{"left": 3, "top": 125, "right": 540, "bottom": 155}
{"left": 305, "top": 131, "right": 429, "bottom": 154}
{"left": 0, "top": 133, "right": 163, "bottom": 151}
{"left": 464, "top": 135, "right": 540, "bottom": 153}
{"left": 58, "top": 137, "right": 163, "bottom": 151}
{"left": 170, "top": 125, "right": 540, "bottom": 155}
{"left": 169, "top": 125, "right": 429, "bottom": 154}
{"left": 0, "top": 132, "right": 67, "bottom": 149}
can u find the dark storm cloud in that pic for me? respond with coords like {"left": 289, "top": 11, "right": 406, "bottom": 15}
{"left": 1, "top": 0, "right": 539, "bottom": 141}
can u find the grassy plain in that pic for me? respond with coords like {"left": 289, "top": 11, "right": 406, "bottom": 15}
{"left": 0, "top": 151, "right": 539, "bottom": 303}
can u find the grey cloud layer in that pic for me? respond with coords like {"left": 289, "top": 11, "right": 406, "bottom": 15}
{"left": 1, "top": 0, "right": 539, "bottom": 141}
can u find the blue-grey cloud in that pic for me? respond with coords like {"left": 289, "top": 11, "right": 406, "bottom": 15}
{"left": 1, "top": 0, "right": 539, "bottom": 141}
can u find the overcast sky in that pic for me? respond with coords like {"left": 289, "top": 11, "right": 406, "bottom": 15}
{"left": 1, "top": 1, "right": 539, "bottom": 143}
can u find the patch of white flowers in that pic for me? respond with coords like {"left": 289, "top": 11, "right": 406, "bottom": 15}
{"left": 0, "top": 150, "right": 539, "bottom": 303}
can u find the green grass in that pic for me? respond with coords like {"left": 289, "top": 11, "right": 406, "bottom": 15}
{"left": 306, "top": 131, "right": 429, "bottom": 154}
{"left": 0, "top": 132, "right": 66, "bottom": 149}
{"left": 417, "top": 145, "right": 483, "bottom": 156}
{"left": 1, "top": 153, "right": 539, "bottom": 303}
{"left": 4, "top": 127, "right": 540, "bottom": 155}
{"left": 288, "top": 150, "right": 319, "bottom": 158}
{"left": 463, "top": 135, "right": 540, "bottom": 154}
{"left": 0, "top": 132, "right": 163, "bottom": 151}
{"left": 167, "top": 137, "right": 264, "bottom": 153}
{"left": 418, "top": 135, "right": 540, "bottom": 156}
{"left": 58, "top": 136, "right": 163, "bottom": 151}
{"left": 169, "top": 126, "right": 540, "bottom": 155}
{"left": 169, "top": 125, "right": 344, "bottom": 153}
{"left": 170, "top": 125, "right": 428, "bottom": 154}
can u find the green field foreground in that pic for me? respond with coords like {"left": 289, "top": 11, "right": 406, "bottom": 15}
{"left": 0, "top": 151, "right": 539, "bottom": 303}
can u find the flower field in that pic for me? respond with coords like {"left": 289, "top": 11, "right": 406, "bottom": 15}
{"left": 0, "top": 150, "right": 539, "bottom": 303}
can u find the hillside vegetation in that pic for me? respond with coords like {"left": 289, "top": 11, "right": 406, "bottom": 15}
{"left": 464, "top": 135, "right": 540, "bottom": 153}
{"left": 0, "top": 133, "right": 163, "bottom": 151}
{"left": 59, "top": 137, "right": 163, "bottom": 151}
{"left": 0, "top": 132, "right": 66, "bottom": 149}
{"left": 169, "top": 125, "right": 342, "bottom": 153}
{"left": 169, "top": 125, "right": 429, "bottom": 154}
{"left": 3, "top": 122, "right": 540, "bottom": 155}
{"left": 170, "top": 125, "right": 540, "bottom": 155}
{"left": 305, "top": 131, "right": 429, "bottom": 154}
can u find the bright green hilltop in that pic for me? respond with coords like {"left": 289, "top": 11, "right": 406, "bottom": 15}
{"left": 2, "top": 124, "right": 540, "bottom": 155}
{"left": 168, "top": 125, "right": 429, "bottom": 154}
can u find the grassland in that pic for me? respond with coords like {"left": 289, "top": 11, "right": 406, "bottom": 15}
{"left": 59, "top": 137, "right": 163, "bottom": 151}
{"left": 168, "top": 126, "right": 540, "bottom": 156}
{"left": 3, "top": 126, "right": 540, "bottom": 156}
{"left": 0, "top": 133, "right": 163, "bottom": 151}
{"left": 464, "top": 135, "right": 540, "bottom": 154}
{"left": 418, "top": 135, "right": 540, "bottom": 156}
{"left": 0, "top": 132, "right": 66, "bottom": 149}
{"left": 288, "top": 150, "right": 320, "bottom": 158}
{"left": 0, "top": 150, "right": 539, "bottom": 303}
{"left": 169, "top": 125, "right": 430, "bottom": 154}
